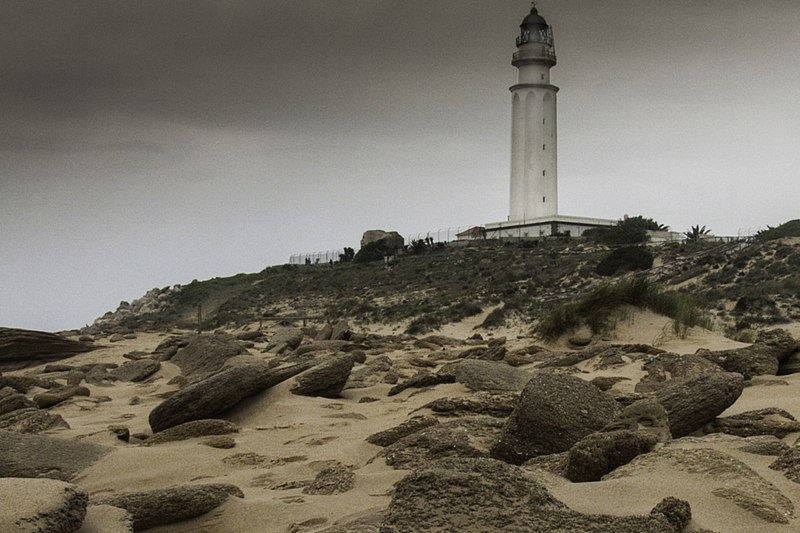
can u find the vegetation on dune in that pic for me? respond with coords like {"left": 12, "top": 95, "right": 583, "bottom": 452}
{"left": 535, "top": 278, "right": 711, "bottom": 340}
{"left": 755, "top": 220, "right": 800, "bottom": 242}
{"left": 583, "top": 215, "right": 669, "bottom": 245}
{"left": 595, "top": 246, "right": 654, "bottom": 276}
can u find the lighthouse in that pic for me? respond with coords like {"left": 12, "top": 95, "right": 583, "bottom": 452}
{"left": 509, "top": 3, "right": 558, "bottom": 222}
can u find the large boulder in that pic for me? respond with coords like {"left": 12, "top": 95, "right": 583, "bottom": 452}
{"left": 360, "top": 229, "right": 404, "bottom": 251}
{"left": 380, "top": 457, "right": 684, "bottom": 532}
{"left": 0, "top": 429, "right": 110, "bottom": 480}
{"left": 148, "top": 361, "right": 312, "bottom": 433}
{"left": 96, "top": 483, "right": 244, "bottom": 531}
{"left": 0, "top": 328, "right": 95, "bottom": 371}
{"left": 0, "top": 477, "right": 88, "bottom": 533}
{"left": 636, "top": 353, "right": 724, "bottom": 393}
{"left": 290, "top": 354, "right": 354, "bottom": 398}
{"left": 170, "top": 334, "right": 248, "bottom": 379}
{"left": 109, "top": 359, "right": 161, "bottom": 382}
{"left": 654, "top": 372, "right": 744, "bottom": 438}
{"left": 697, "top": 329, "right": 798, "bottom": 379}
{"left": 451, "top": 359, "right": 530, "bottom": 392}
{"left": 490, "top": 374, "right": 620, "bottom": 464}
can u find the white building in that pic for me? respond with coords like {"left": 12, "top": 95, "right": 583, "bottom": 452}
{"left": 486, "top": 4, "right": 615, "bottom": 239}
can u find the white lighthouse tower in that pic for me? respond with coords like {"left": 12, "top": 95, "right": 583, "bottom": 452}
{"left": 509, "top": 3, "right": 558, "bottom": 222}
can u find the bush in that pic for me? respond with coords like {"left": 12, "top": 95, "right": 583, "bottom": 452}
{"left": 755, "top": 220, "right": 800, "bottom": 242}
{"left": 354, "top": 241, "right": 389, "bottom": 263}
{"left": 481, "top": 307, "right": 507, "bottom": 329}
{"left": 584, "top": 215, "right": 667, "bottom": 245}
{"left": 595, "top": 246, "right": 654, "bottom": 276}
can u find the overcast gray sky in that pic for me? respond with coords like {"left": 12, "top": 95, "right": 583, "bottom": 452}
{"left": 2, "top": 0, "right": 798, "bottom": 332}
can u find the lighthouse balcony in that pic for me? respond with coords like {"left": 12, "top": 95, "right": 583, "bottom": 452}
{"left": 513, "top": 46, "right": 556, "bottom": 66}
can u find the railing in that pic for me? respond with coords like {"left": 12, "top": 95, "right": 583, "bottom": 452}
{"left": 289, "top": 249, "right": 344, "bottom": 265}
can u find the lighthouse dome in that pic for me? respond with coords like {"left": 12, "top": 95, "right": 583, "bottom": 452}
{"left": 521, "top": 6, "right": 548, "bottom": 30}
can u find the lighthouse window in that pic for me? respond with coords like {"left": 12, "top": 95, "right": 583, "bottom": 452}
{"left": 543, "top": 196, "right": 546, "bottom": 203}
{"left": 541, "top": 74, "right": 545, "bottom": 80}
{"left": 542, "top": 170, "right": 546, "bottom": 176}
{"left": 543, "top": 144, "right": 546, "bottom": 150}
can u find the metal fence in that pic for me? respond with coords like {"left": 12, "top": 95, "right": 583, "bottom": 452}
{"left": 405, "top": 225, "right": 483, "bottom": 244}
{"left": 288, "top": 249, "right": 344, "bottom": 265}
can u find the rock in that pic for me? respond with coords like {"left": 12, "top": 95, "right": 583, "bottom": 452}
{"left": 107, "top": 425, "right": 130, "bottom": 442}
{"left": 109, "top": 334, "right": 125, "bottom": 342}
{"left": 769, "top": 448, "right": 800, "bottom": 484}
{"left": 780, "top": 352, "right": 800, "bottom": 375}
{"left": 360, "top": 229, "right": 404, "bottom": 251}
{"left": 0, "top": 392, "right": 35, "bottom": 416}
{"left": 636, "top": 353, "right": 724, "bottom": 392}
{"left": 602, "top": 399, "right": 672, "bottom": 443}
{"left": 79, "top": 504, "right": 133, "bottom": 533}
{"left": 145, "top": 419, "right": 239, "bottom": 446}
{"left": 0, "top": 429, "right": 110, "bottom": 480}
{"left": 96, "top": 483, "right": 244, "bottom": 531}
{"left": 0, "top": 477, "right": 88, "bottom": 533}
{"left": 381, "top": 417, "right": 504, "bottom": 470}
{"left": 387, "top": 370, "right": 455, "bottom": 396}
{"left": 0, "top": 375, "right": 58, "bottom": 393}
{"left": 650, "top": 497, "right": 692, "bottom": 532}
{"left": 43, "top": 363, "right": 75, "bottom": 373}
{"left": 0, "top": 408, "right": 70, "bottom": 433}
{"left": 451, "top": 359, "right": 530, "bottom": 392}
{"left": 266, "top": 328, "right": 304, "bottom": 353}
{"left": 66, "top": 370, "right": 85, "bottom": 386}
{"left": 330, "top": 319, "right": 351, "bottom": 341}
{"left": 461, "top": 343, "right": 508, "bottom": 362}
{"left": 200, "top": 435, "right": 236, "bottom": 449}
{"left": 148, "top": 362, "right": 312, "bottom": 433}
{"left": 122, "top": 351, "right": 151, "bottom": 361}
{"left": 564, "top": 430, "right": 659, "bottom": 482}
{"left": 33, "top": 386, "right": 91, "bottom": 408}
{"left": 109, "top": 359, "right": 161, "bottom": 382}
{"left": 170, "top": 333, "right": 248, "bottom": 378}
{"left": 380, "top": 457, "right": 682, "bottom": 532}
{"left": 366, "top": 416, "right": 440, "bottom": 447}
{"left": 590, "top": 376, "right": 630, "bottom": 391}
{"left": 568, "top": 330, "right": 593, "bottom": 347}
{"left": 654, "top": 372, "right": 744, "bottom": 438}
{"left": 235, "top": 330, "right": 264, "bottom": 341}
{"left": 0, "top": 327, "right": 95, "bottom": 371}
{"left": 490, "top": 373, "right": 620, "bottom": 464}
{"left": 703, "top": 408, "right": 800, "bottom": 438}
{"left": 303, "top": 463, "right": 355, "bottom": 495}
{"left": 315, "top": 323, "right": 333, "bottom": 341}
{"left": 422, "top": 391, "right": 520, "bottom": 418}
{"left": 697, "top": 329, "right": 798, "bottom": 379}
{"left": 290, "top": 355, "right": 354, "bottom": 398}
{"left": 607, "top": 447, "right": 794, "bottom": 524}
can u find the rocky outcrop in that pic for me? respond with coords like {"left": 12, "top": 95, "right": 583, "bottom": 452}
{"left": 703, "top": 408, "right": 800, "bottom": 438}
{"left": 380, "top": 457, "right": 685, "bottom": 532}
{"left": 303, "top": 463, "right": 355, "bottom": 495}
{"left": 769, "top": 448, "right": 800, "bottom": 484}
{"left": 148, "top": 362, "right": 312, "bottom": 432}
{"left": 451, "top": 359, "right": 530, "bottom": 392}
{"left": 0, "top": 408, "right": 69, "bottom": 434}
{"left": 697, "top": 329, "right": 798, "bottom": 379}
{"left": 654, "top": 372, "right": 744, "bottom": 438}
{"left": 0, "top": 429, "right": 110, "bottom": 480}
{"left": 0, "top": 477, "right": 88, "bottom": 533}
{"left": 290, "top": 354, "right": 354, "bottom": 398}
{"left": 170, "top": 333, "right": 248, "bottom": 379}
{"left": 96, "top": 483, "right": 244, "bottom": 530}
{"left": 564, "top": 430, "right": 659, "bottom": 482}
{"left": 636, "top": 353, "right": 724, "bottom": 392}
{"left": 0, "top": 328, "right": 95, "bottom": 371}
{"left": 145, "top": 419, "right": 239, "bottom": 446}
{"left": 490, "top": 374, "right": 620, "bottom": 464}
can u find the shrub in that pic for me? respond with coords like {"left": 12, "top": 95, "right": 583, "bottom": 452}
{"left": 595, "top": 246, "right": 654, "bottom": 276}
{"left": 584, "top": 215, "right": 668, "bottom": 245}
{"left": 481, "top": 307, "right": 507, "bottom": 329}
{"left": 354, "top": 241, "right": 389, "bottom": 263}
{"left": 755, "top": 220, "right": 800, "bottom": 242}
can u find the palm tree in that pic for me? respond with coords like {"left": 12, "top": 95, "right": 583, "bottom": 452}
{"left": 684, "top": 225, "right": 711, "bottom": 243}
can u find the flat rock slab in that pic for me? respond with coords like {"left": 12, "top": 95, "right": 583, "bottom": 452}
{"left": 451, "top": 359, "right": 530, "bottom": 392}
{"left": 0, "top": 407, "right": 69, "bottom": 434}
{"left": 0, "top": 477, "right": 88, "bottom": 533}
{"left": 145, "top": 419, "right": 239, "bottom": 446}
{"left": 78, "top": 504, "right": 133, "bottom": 533}
{"left": 0, "top": 429, "right": 111, "bottom": 481}
{"left": 0, "top": 327, "right": 95, "bottom": 371}
{"left": 96, "top": 483, "right": 244, "bottom": 531}
{"left": 290, "top": 354, "right": 354, "bottom": 398}
{"left": 109, "top": 359, "right": 161, "bottom": 382}
{"left": 34, "top": 386, "right": 90, "bottom": 408}
{"left": 170, "top": 333, "right": 248, "bottom": 378}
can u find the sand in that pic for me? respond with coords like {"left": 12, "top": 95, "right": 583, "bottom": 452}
{"left": 7, "top": 313, "right": 800, "bottom": 532}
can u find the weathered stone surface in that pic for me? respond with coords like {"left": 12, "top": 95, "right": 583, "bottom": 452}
{"left": 330, "top": 319, "right": 351, "bottom": 341}
{"left": 367, "top": 416, "right": 439, "bottom": 447}
{"left": 650, "top": 497, "right": 692, "bottom": 533}
{"left": 654, "top": 372, "right": 744, "bottom": 438}
{"left": 96, "top": 483, "right": 244, "bottom": 530}
{"left": 315, "top": 323, "right": 333, "bottom": 341}
{"left": 0, "top": 392, "right": 35, "bottom": 416}
{"left": 451, "top": 359, "right": 530, "bottom": 392}
{"left": 491, "top": 373, "right": 620, "bottom": 464}
{"left": 590, "top": 376, "right": 630, "bottom": 391}
{"left": 602, "top": 399, "right": 672, "bottom": 442}
{"left": 0, "top": 429, "right": 110, "bottom": 480}
{"left": 0, "top": 477, "right": 88, "bottom": 533}
{"left": 148, "top": 361, "right": 312, "bottom": 433}
{"left": 697, "top": 329, "right": 798, "bottom": 380}
{"left": 0, "top": 327, "right": 95, "bottom": 371}
{"left": 0, "top": 408, "right": 69, "bottom": 433}
{"left": 387, "top": 370, "right": 455, "bottom": 397}
{"left": 109, "top": 359, "right": 161, "bottom": 382}
{"left": 607, "top": 447, "right": 794, "bottom": 524}
{"left": 565, "top": 430, "right": 659, "bottom": 482}
{"left": 170, "top": 333, "right": 248, "bottom": 378}
{"left": 381, "top": 417, "right": 504, "bottom": 470}
{"left": 381, "top": 457, "right": 681, "bottom": 532}
{"left": 422, "top": 391, "right": 520, "bottom": 418}
{"left": 79, "top": 504, "right": 133, "bottom": 533}
{"left": 235, "top": 330, "right": 264, "bottom": 342}
{"left": 266, "top": 328, "right": 304, "bottom": 353}
{"left": 145, "top": 419, "right": 239, "bottom": 446}
{"left": 769, "top": 448, "right": 800, "bottom": 484}
{"left": 290, "top": 354, "right": 354, "bottom": 398}
{"left": 703, "top": 408, "right": 800, "bottom": 438}
{"left": 0, "top": 375, "right": 58, "bottom": 393}
{"left": 33, "top": 386, "right": 90, "bottom": 408}
{"left": 780, "top": 352, "right": 800, "bottom": 375}
{"left": 200, "top": 435, "right": 236, "bottom": 449}
{"left": 636, "top": 353, "right": 724, "bottom": 392}
{"left": 303, "top": 463, "right": 355, "bottom": 495}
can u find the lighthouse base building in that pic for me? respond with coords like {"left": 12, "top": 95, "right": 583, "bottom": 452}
{"left": 486, "top": 4, "right": 614, "bottom": 239}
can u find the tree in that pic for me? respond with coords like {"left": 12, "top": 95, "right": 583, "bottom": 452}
{"left": 684, "top": 225, "right": 711, "bottom": 243}
{"left": 339, "top": 247, "right": 355, "bottom": 263}
{"left": 584, "top": 215, "right": 669, "bottom": 245}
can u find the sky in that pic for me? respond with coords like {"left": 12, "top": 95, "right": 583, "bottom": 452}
{"left": 1, "top": 0, "right": 798, "bottom": 332}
